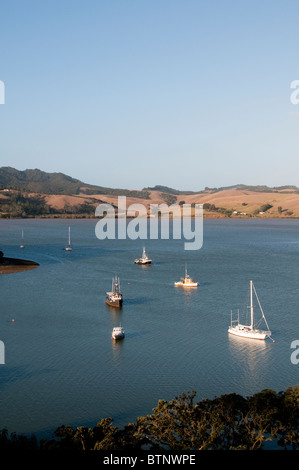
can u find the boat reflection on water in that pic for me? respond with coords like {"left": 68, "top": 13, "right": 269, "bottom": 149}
{"left": 111, "top": 331, "right": 125, "bottom": 364}
{"left": 228, "top": 333, "right": 271, "bottom": 390}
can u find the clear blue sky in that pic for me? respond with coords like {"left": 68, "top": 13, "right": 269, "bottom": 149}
{"left": 0, "top": 0, "right": 298, "bottom": 191}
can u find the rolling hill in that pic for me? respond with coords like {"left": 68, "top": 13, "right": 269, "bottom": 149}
{"left": 1, "top": 167, "right": 299, "bottom": 218}
{"left": 0, "top": 166, "right": 150, "bottom": 198}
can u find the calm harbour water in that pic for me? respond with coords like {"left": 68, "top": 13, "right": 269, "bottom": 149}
{"left": 0, "top": 218, "right": 298, "bottom": 439}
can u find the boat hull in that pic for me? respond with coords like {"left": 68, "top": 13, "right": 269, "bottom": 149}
{"left": 112, "top": 327, "right": 125, "bottom": 340}
{"left": 112, "top": 333, "right": 124, "bottom": 340}
{"left": 134, "top": 259, "right": 151, "bottom": 265}
{"left": 174, "top": 282, "right": 198, "bottom": 287}
{"left": 228, "top": 326, "right": 269, "bottom": 340}
{"left": 106, "top": 296, "right": 123, "bottom": 308}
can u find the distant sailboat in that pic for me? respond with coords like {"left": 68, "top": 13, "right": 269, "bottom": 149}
{"left": 20, "top": 230, "right": 24, "bottom": 249}
{"left": 65, "top": 226, "right": 72, "bottom": 251}
{"left": 228, "top": 280, "right": 274, "bottom": 341}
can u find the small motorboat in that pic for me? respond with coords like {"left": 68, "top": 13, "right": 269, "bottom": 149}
{"left": 112, "top": 326, "right": 125, "bottom": 340}
{"left": 174, "top": 265, "right": 198, "bottom": 287}
{"left": 134, "top": 247, "right": 152, "bottom": 265}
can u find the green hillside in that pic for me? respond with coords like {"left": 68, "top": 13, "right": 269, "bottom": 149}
{"left": 0, "top": 167, "right": 82, "bottom": 195}
{"left": 0, "top": 167, "right": 150, "bottom": 198}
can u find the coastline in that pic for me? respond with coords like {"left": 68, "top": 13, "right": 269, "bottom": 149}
{"left": 0, "top": 252, "right": 39, "bottom": 274}
{"left": 1, "top": 213, "right": 299, "bottom": 220}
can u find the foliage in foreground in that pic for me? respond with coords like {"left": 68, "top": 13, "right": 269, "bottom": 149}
{"left": 0, "top": 385, "right": 298, "bottom": 451}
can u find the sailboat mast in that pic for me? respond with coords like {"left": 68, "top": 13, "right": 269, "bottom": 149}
{"left": 250, "top": 280, "right": 254, "bottom": 330}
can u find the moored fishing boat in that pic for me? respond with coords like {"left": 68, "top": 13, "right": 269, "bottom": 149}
{"left": 106, "top": 275, "right": 123, "bottom": 307}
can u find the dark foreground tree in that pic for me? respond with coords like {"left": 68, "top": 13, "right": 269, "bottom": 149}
{"left": 1, "top": 385, "right": 298, "bottom": 451}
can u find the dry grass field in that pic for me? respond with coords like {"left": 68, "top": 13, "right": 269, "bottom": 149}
{"left": 45, "top": 188, "right": 299, "bottom": 218}
{"left": 2, "top": 187, "right": 299, "bottom": 218}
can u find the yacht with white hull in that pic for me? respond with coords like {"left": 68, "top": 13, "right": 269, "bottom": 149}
{"left": 228, "top": 280, "right": 273, "bottom": 341}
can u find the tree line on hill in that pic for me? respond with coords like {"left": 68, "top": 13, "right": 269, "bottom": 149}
{"left": 0, "top": 385, "right": 298, "bottom": 451}
{"left": 0, "top": 166, "right": 150, "bottom": 198}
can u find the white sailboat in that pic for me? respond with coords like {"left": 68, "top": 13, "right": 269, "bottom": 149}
{"left": 20, "top": 230, "right": 25, "bottom": 249}
{"left": 228, "top": 280, "right": 274, "bottom": 341}
{"left": 65, "top": 226, "right": 72, "bottom": 251}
